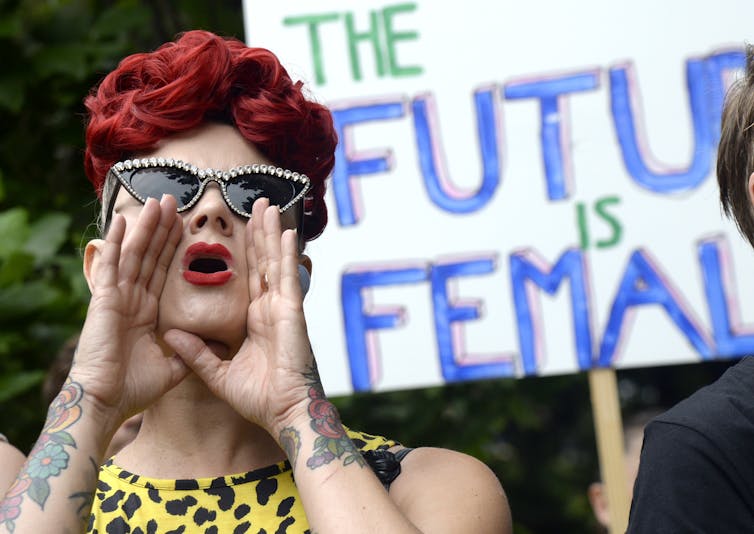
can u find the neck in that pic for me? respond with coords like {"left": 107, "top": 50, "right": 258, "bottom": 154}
{"left": 112, "top": 374, "right": 285, "bottom": 479}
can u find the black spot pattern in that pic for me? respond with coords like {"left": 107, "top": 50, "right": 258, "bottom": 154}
{"left": 205, "top": 485, "right": 235, "bottom": 511}
{"left": 276, "top": 497, "right": 294, "bottom": 517}
{"left": 145, "top": 483, "right": 161, "bottom": 504}
{"left": 351, "top": 438, "right": 367, "bottom": 449}
{"left": 234, "top": 504, "right": 251, "bottom": 519}
{"left": 101, "top": 490, "right": 126, "bottom": 512}
{"left": 123, "top": 493, "right": 142, "bottom": 519}
{"left": 256, "top": 478, "right": 278, "bottom": 505}
{"left": 193, "top": 507, "right": 217, "bottom": 525}
{"left": 105, "top": 517, "right": 130, "bottom": 534}
{"left": 176, "top": 479, "right": 200, "bottom": 490}
{"left": 275, "top": 517, "right": 295, "bottom": 534}
{"left": 166, "top": 496, "right": 198, "bottom": 516}
{"left": 88, "top": 427, "right": 399, "bottom": 533}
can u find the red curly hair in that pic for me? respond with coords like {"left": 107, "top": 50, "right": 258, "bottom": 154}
{"left": 84, "top": 30, "right": 337, "bottom": 241}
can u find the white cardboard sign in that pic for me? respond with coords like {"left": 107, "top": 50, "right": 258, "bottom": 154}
{"left": 243, "top": 0, "right": 754, "bottom": 395}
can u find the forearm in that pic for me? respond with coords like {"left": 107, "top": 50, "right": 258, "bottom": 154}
{"left": 0, "top": 377, "right": 116, "bottom": 533}
{"left": 275, "top": 366, "right": 421, "bottom": 534}
{"left": 0, "top": 440, "right": 26, "bottom": 497}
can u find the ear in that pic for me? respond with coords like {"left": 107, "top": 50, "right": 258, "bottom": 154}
{"left": 587, "top": 481, "right": 610, "bottom": 529}
{"left": 83, "top": 239, "right": 105, "bottom": 294}
{"left": 298, "top": 254, "right": 312, "bottom": 297}
{"left": 298, "top": 254, "right": 312, "bottom": 276}
{"left": 748, "top": 172, "right": 754, "bottom": 207}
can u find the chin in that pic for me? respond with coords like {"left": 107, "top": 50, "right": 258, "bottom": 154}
{"left": 157, "top": 289, "right": 248, "bottom": 346}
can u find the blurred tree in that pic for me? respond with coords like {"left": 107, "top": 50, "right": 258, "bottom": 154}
{"left": 0, "top": 0, "right": 244, "bottom": 448}
{"left": 0, "top": 1, "right": 740, "bottom": 533}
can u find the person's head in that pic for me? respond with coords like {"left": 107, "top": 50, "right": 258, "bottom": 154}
{"left": 84, "top": 30, "right": 337, "bottom": 244}
{"left": 81, "top": 31, "right": 337, "bottom": 347}
{"left": 587, "top": 409, "right": 664, "bottom": 531}
{"left": 718, "top": 44, "right": 754, "bottom": 247}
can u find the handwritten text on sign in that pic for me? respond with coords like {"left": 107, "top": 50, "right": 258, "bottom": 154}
{"left": 244, "top": 1, "right": 754, "bottom": 394}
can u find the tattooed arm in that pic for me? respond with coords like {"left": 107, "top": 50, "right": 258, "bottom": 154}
{"left": 166, "top": 201, "right": 512, "bottom": 534}
{"left": 0, "top": 378, "right": 117, "bottom": 533}
{"left": 272, "top": 363, "right": 511, "bottom": 534}
{"left": 0, "top": 197, "right": 187, "bottom": 533}
{"left": 0, "top": 437, "right": 25, "bottom": 499}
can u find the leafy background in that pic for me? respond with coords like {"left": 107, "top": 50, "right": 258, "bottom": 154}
{"left": 0, "top": 1, "right": 738, "bottom": 532}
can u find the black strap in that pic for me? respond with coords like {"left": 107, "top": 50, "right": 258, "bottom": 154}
{"left": 362, "top": 447, "right": 414, "bottom": 491}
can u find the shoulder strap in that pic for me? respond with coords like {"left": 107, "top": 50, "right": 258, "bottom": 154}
{"left": 362, "top": 447, "right": 415, "bottom": 491}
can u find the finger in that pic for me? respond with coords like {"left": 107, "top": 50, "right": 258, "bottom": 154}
{"left": 118, "top": 198, "right": 162, "bottom": 284}
{"left": 147, "top": 211, "right": 183, "bottom": 296}
{"left": 95, "top": 215, "right": 126, "bottom": 290}
{"left": 148, "top": 351, "right": 191, "bottom": 394}
{"left": 246, "top": 218, "right": 263, "bottom": 300}
{"left": 280, "top": 228, "right": 302, "bottom": 300}
{"left": 163, "top": 330, "right": 229, "bottom": 397}
{"left": 138, "top": 195, "right": 178, "bottom": 286}
{"left": 252, "top": 198, "right": 270, "bottom": 289}
{"left": 262, "top": 205, "right": 283, "bottom": 293}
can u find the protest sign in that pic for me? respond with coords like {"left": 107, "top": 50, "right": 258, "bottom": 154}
{"left": 244, "top": 0, "right": 753, "bottom": 396}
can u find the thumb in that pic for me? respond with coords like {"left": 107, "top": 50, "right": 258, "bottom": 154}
{"left": 163, "top": 330, "right": 228, "bottom": 394}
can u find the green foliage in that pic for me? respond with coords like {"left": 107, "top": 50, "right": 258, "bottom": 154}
{"left": 0, "top": 205, "right": 86, "bottom": 450}
{"left": 0, "top": 0, "right": 245, "bottom": 450}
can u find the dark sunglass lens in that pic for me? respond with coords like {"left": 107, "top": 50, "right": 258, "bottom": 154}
{"left": 127, "top": 167, "right": 199, "bottom": 208}
{"left": 226, "top": 174, "right": 303, "bottom": 214}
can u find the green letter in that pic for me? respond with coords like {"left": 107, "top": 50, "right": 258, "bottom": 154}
{"left": 595, "top": 196, "right": 622, "bottom": 249}
{"left": 576, "top": 202, "right": 589, "bottom": 250}
{"left": 283, "top": 13, "right": 340, "bottom": 85}
{"left": 382, "top": 3, "right": 423, "bottom": 77}
{"left": 345, "top": 10, "right": 386, "bottom": 81}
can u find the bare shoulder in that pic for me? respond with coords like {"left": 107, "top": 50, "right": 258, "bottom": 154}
{"left": 389, "top": 446, "right": 512, "bottom": 534}
{"left": 0, "top": 439, "right": 26, "bottom": 495}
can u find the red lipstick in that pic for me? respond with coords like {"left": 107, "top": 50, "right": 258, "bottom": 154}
{"left": 182, "top": 242, "right": 233, "bottom": 286}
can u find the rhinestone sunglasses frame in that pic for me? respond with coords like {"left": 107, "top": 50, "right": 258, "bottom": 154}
{"left": 105, "top": 157, "right": 311, "bottom": 221}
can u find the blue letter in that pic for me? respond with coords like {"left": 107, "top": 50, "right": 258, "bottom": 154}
{"left": 610, "top": 59, "right": 712, "bottom": 193}
{"left": 341, "top": 265, "right": 428, "bottom": 391}
{"left": 331, "top": 99, "right": 405, "bottom": 226}
{"left": 504, "top": 70, "right": 600, "bottom": 201}
{"left": 431, "top": 257, "right": 515, "bottom": 382}
{"left": 599, "top": 250, "right": 712, "bottom": 366}
{"left": 699, "top": 238, "right": 754, "bottom": 355}
{"left": 412, "top": 87, "right": 501, "bottom": 213}
{"left": 509, "top": 248, "right": 592, "bottom": 375}
{"left": 704, "top": 49, "right": 745, "bottom": 147}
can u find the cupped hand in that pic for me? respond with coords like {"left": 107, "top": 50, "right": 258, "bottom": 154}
{"left": 164, "top": 198, "right": 316, "bottom": 436}
{"left": 69, "top": 195, "right": 189, "bottom": 430}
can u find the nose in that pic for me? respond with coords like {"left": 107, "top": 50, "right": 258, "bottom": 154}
{"left": 186, "top": 182, "right": 234, "bottom": 237}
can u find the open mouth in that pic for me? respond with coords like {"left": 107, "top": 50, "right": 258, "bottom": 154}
{"left": 183, "top": 243, "right": 233, "bottom": 286}
{"left": 188, "top": 257, "right": 228, "bottom": 274}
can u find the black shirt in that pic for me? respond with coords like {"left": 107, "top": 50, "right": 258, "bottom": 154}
{"left": 627, "top": 357, "right": 754, "bottom": 533}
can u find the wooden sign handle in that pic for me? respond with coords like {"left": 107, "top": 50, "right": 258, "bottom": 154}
{"left": 589, "top": 368, "right": 630, "bottom": 534}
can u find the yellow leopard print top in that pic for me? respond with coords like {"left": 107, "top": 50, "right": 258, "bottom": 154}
{"left": 87, "top": 428, "right": 397, "bottom": 534}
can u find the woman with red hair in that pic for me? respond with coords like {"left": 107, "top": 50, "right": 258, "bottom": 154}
{"left": 1, "top": 31, "right": 510, "bottom": 533}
